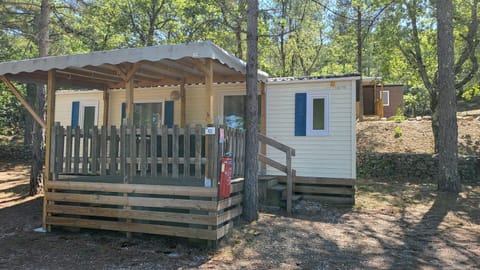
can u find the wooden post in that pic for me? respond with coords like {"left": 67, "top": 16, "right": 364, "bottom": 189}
{"left": 43, "top": 69, "right": 56, "bottom": 231}
{"left": 125, "top": 79, "right": 134, "bottom": 126}
{"left": 286, "top": 149, "right": 293, "bottom": 214}
{"left": 102, "top": 89, "right": 109, "bottom": 127}
{"left": 180, "top": 82, "right": 186, "bottom": 127}
{"left": 207, "top": 60, "right": 214, "bottom": 124}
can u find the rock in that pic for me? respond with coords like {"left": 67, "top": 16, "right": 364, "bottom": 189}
{"left": 422, "top": 116, "right": 432, "bottom": 120}
{"left": 381, "top": 117, "right": 387, "bottom": 121}
{"left": 463, "top": 116, "right": 474, "bottom": 121}
{"left": 408, "top": 118, "right": 416, "bottom": 121}
{"left": 416, "top": 116, "right": 422, "bottom": 121}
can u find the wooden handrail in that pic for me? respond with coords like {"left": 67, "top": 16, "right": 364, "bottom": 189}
{"left": 257, "top": 133, "right": 295, "bottom": 156}
{"left": 257, "top": 133, "right": 295, "bottom": 213}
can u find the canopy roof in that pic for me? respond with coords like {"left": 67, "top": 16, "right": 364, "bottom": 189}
{"left": 0, "top": 41, "right": 268, "bottom": 89}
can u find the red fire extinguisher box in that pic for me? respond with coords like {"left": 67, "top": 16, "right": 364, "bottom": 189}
{"left": 219, "top": 156, "right": 233, "bottom": 199}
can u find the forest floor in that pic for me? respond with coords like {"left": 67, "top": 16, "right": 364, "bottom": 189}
{"left": 1, "top": 161, "right": 479, "bottom": 269}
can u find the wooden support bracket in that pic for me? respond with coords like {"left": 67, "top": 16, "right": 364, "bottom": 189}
{"left": 0, "top": 76, "right": 46, "bottom": 129}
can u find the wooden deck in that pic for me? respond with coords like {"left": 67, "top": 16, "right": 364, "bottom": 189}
{"left": 45, "top": 176, "right": 244, "bottom": 241}
{"left": 45, "top": 125, "right": 246, "bottom": 241}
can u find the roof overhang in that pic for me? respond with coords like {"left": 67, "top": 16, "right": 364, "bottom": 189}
{"left": 0, "top": 41, "right": 268, "bottom": 89}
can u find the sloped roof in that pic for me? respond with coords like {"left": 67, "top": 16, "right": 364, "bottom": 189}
{"left": 0, "top": 41, "right": 268, "bottom": 89}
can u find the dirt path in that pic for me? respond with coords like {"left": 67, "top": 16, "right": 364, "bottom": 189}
{"left": 1, "top": 163, "right": 479, "bottom": 269}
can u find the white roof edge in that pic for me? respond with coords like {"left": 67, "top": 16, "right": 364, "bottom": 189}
{"left": 0, "top": 41, "right": 268, "bottom": 82}
{"left": 267, "top": 75, "right": 361, "bottom": 85}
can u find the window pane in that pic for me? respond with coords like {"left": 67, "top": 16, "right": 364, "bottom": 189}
{"left": 83, "top": 106, "right": 95, "bottom": 131}
{"left": 223, "top": 95, "right": 262, "bottom": 129}
{"left": 382, "top": 91, "right": 389, "bottom": 105}
{"left": 312, "top": 98, "right": 325, "bottom": 130}
{"left": 224, "top": 96, "right": 245, "bottom": 128}
{"left": 134, "top": 103, "right": 162, "bottom": 127}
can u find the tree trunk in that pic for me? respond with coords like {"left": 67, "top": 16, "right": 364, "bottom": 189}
{"left": 243, "top": 0, "right": 259, "bottom": 222}
{"left": 30, "top": 83, "right": 45, "bottom": 195}
{"left": 30, "top": 0, "right": 49, "bottom": 195}
{"left": 436, "top": 0, "right": 460, "bottom": 192}
{"left": 356, "top": 7, "right": 364, "bottom": 120}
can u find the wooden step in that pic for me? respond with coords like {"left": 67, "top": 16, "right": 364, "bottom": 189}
{"left": 281, "top": 194, "right": 302, "bottom": 201}
{"left": 259, "top": 176, "right": 280, "bottom": 203}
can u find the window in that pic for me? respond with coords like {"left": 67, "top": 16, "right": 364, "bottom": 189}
{"left": 382, "top": 90, "right": 390, "bottom": 106}
{"left": 121, "top": 100, "right": 174, "bottom": 127}
{"left": 71, "top": 101, "right": 98, "bottom": 130}
{"left": 295, "top": 92, "right": 330, "bottom": 136}
{"left": 306, "top": 93, "right": 329, "bottom": 136}
{"left": 221, "top": 94, "right": 261, "bottom": 129}
{"left": 134, "top": 102, "right": 163, "bottom": 128}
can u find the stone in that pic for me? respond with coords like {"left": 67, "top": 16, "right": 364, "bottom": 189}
{"left": 422, "top": 116, "right": 432, "bottom": 120}
{"left": 416, "top": 116, "right": 422, "bottom": 121}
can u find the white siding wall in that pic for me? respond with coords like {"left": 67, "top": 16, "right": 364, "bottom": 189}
{"left": 266, "top": 79, "right": 356, "bottom": 179}
{"left": 54, "top": 90, "right": 104, "bottom": 126}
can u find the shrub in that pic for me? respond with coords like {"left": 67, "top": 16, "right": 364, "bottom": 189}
{"left": 393, "top": 107, "right": 406, "bottom": 123}
{"left": 394, "top": 126, "right": 402, "bottom": 138}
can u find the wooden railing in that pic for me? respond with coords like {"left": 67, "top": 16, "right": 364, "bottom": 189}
{"left": 50, "top": 124, "right": 245, "bottom": 181}
{"left": 257, "top": 133, "right": 296, "bottom": 213}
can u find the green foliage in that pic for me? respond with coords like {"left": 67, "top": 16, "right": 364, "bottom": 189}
{"left": 394, "top": 126, "right": 402, "bottom": 138}
{"left": 403, "top": 86, "right": 431, "bottom": 117}
{"left": 0, "top": 85, "right": 24, "bottom": 135}
{"left": 393, "top": 107, "right": 406, "bottom": 123}
{"left": 461, "top": 85, "right": 480, "bottom": 101}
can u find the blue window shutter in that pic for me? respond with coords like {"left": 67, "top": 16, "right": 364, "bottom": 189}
{"left": 71, "top": 101, "right": 80, "bottom": 128}
{"left": 164, "top": 101, "right": 174, "bottom": 128}
{"left": 121, "top": 102, "right": 126, "bottom": 121}
{"left": 295, "top": 93, "right": 307, "bottom": 136}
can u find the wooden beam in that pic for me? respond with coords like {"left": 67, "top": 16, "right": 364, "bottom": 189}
{"left": 125, "top": 63, "right": 140, "bottom": 82}
{"left": 102, "top": 88, "right": 109, "bottom": 127}
{"left": 180, "top": 82, "right": 186, "bottom": 127}
{"left": 105, "top": 63, "right": 139, "bottom": 82}
{"left": 43, "top": 69, "right": 56, "bottom": 231}
{"left": 125, "top": 79, "right": 134, "bottom": 126}
{"left": 0, "top": 76, "right": 46, "bottom": 129}
{"left": 205, "top": 59, "right": 214, "bottom": 124}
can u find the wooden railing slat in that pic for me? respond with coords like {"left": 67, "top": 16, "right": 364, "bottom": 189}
{"left": 73, "top": 127, "right": 80, "bottom": 173}
{"left": 161, "top": 125, "right": 168, "bottom": 176}
{"left": 65, "top": 126, "right": 72, "bottom": 173}
{"left": 195, "top": 125, "right": 202, "bottom": 178}
{"left": 172, "top": 125, "right": 179, "bottom": 177}
{"left": 184, "top": 124, "right": 191, "bottom": 177}
{"left": 150, "top": 126, "right": 157, "bottom": 177}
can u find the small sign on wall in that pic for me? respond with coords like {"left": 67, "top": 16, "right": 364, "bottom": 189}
{"left": 205, "top": 127, "right": 216, "bottom": 135}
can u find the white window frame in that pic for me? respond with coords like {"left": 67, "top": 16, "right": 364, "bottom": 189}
{"left": 306, "top": 93, "right": 330, "bottom": 136}
{"left": 133, "top": 98, "right": 165, "bottom": 125}
{"left": 382, "top": 90, "right": 390, "bottom": 106}
{"left": 79, "top": 100, "right": 99, "bottom": 129}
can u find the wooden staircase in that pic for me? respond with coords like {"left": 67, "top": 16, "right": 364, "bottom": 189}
{"left": 257, "top": 134, "right": 297, "bottom": 213}
{"left": 259, "top": 175, "right": 302, "bottom": 209}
